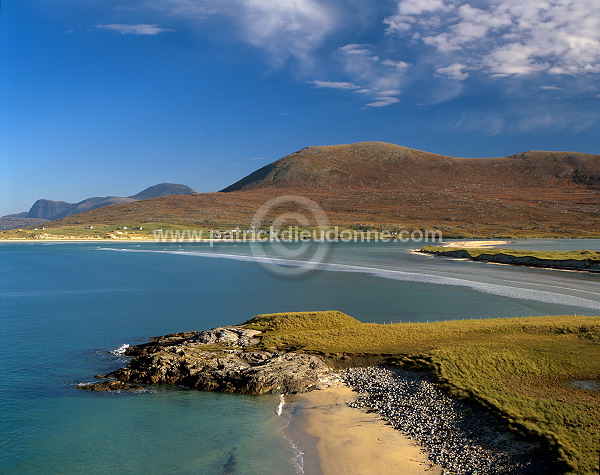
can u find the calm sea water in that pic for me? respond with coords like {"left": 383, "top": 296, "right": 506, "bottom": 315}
{"left": 1, "top": 240, "right": 599, "bottom": 474}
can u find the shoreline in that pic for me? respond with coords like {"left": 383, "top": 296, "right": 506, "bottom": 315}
{"left": 419, "top": 246, "right": 600, "bottom": 273}
{"left": 287, "top": 368, "right": 551, "bottom": 475}
{"left": 286, "top": 383, "right": 442, "bottom": 475}
{"left": 5, "top": 238, "right": 600, "bottom": 245}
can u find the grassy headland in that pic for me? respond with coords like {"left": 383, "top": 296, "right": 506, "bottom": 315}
{"left": 421, "top": 246, "right": 600, "bottom": 272}
{"left": 247, "top": 311, "right": 600, "bottom": 474}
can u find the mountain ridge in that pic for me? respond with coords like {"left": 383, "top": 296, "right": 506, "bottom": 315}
{"left": 221, "top": 141, "right": 600, "bottom": 192}
{"left": 14, "top": 142, "right": 600, "bottom": 237}
{"left": 0, "top": 183, "right": 197, "bottom": 230}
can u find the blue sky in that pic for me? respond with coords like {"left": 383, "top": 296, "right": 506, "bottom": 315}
{"left": 1, "top": 0, "right": 599, "bottom": 215}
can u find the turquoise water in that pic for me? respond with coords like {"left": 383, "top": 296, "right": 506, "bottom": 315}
{"left": 1, "top": 241, "right": 599, "bottom": 473}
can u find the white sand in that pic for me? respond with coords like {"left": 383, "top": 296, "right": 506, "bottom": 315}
{"left": 443, "top": 240, "right": 513, "bottom": 248}
{"left": 290, "top": 385, "right": 442, "bottom": 475}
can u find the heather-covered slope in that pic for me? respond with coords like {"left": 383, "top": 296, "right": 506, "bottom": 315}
{"left": 37, "top": 142, "right": 600, "bottom": 237}
{"left": 221, "top": 142, "right": 600, "bottom": 192}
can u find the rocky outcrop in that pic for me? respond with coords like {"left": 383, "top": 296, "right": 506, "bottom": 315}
{"left": 85, "top": 326, "right": 333, "bottom": 395}
{"left": 79, "top": 381, "right": 143, "bottom": 392}
{"left": 422, "top": 249, "right": 600, "bottom": 272}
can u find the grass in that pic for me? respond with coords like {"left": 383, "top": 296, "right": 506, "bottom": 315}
{"left": 0, "top": 223, "right": 441, "bottom": 241}
{"left": 246, "top": 311, "right": 600, "bottom": 474}
{"left": 422, "top": 246, "right": 600, "bottom": 262}
{"left": 0, "top": 222, "right": 264, "bottom": 240}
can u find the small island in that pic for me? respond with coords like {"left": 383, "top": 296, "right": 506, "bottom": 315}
{"left": 82, "top": 311, "right": 600, "bottom": 474}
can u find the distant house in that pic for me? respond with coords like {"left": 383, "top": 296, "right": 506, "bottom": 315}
{"left": 133, "top": 226, "right": 143, "bottom": 230}
{"left": 122, "top": 226, "right": 128, "bottom": 230}
{"left": 86, "top": 225, "right": 94, "bottom": 229}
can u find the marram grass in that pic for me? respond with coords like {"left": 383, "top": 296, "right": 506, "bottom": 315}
{"left": 246, "top": 311, "right": 600, "bottom": 474}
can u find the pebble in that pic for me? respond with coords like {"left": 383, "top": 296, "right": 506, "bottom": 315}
{"left": 341, "top": 367, "right": 549, "bottom": 475}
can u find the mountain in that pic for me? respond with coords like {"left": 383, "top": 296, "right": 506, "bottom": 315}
{"left": 0, "top": 183, "right": 196, "bottom": 229}
{"left": 37, "top": 143, "right": 600, "bottom": 237}
{"left": 26, "top": 183, "right": 197, "bottom": 220}
{"left": 27, "top": 197, "right": 135, "bottom": 220}
{"left": 221, "top": 142, "right": 600, "bottom": 191}
{"left": 128, "top": 183, "right": 197, "bottom": 200}
{"left": 0, "top": 217, "right": 49, "bottom": 231}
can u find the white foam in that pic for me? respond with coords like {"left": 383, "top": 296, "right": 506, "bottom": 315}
{"left": 276, "top": 394, "right": 285, "bottom": 416}
{"left": 97, "top": 247, "right": 600, "bottom": 311}
{"left": 275, "top": 394, "right": 305, "bottom": 475}
{"left": 111, "top": 343, "right": 130, "bottom": 355}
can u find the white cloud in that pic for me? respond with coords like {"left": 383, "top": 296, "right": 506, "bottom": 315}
{"left": 539, "top": 85, "right": 562, "bottom": 90}
{"left": 308, "top": 80, "right": 360, "bottom": 90}
{"left": 378, "top": 89, "right": 401, "bottom": 96}
{"left": 436, "top": 63, "right": 469, "bottom": 80}
{"left": 97, "top": 24, "right": 172, "bottom": 35}
{"left": 157, "top": 0, "right": 333, "bottom": 65}
{"left": 381, "top": 59, "right": 411, "bottom": 70}
{"left": 339, "top": 44, "right": 378, "bottom": 60}
{"left": 142, "top": 0, "right": 599, "bottom": 115}
{"left": 365, "top": 96, "right": 400, "bottom": 108}
{"left": 384, "top": 0, "right": 448, "bottom": 32}
{"left": 385, "top": 0, "right": 600, "bottom": 77}
{"left": 317, "top": 43, "right": 409, "bottom": 107}
{"left": 398, "top": 0, "right": 448, "bottom": 16}
{"left": 250, "top": 156, "right": 270, "bottom": 160}
{"left": 239, "top": 0, "right": 333, "bottom": 64}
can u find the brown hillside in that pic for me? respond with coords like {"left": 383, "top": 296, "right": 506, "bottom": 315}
{"left": 48, "top": 142, "right": 600, "bottom": 237}
{"left": 221, "top": 142, "right": 600, "bottom": 191}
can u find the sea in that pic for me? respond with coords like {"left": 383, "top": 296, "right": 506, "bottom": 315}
{"left": 1, "top": 239, "right": 599, "bottom": 474}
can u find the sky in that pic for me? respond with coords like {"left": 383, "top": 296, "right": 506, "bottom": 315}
{"left": 1, "top": 0, "right": 599, "bottom": 215}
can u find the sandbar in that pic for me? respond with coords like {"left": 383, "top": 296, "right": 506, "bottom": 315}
{"left": 443, "top": 240, "right": 513, "bottom": 248}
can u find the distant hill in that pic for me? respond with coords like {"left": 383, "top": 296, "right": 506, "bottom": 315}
{"left": 40, "top": 143, "right": 600, "bottom": 237}
{"left": 0, "top": 217, "right": 49, "bottom": 231}
{"left": 27, "top": 196, "right": 135, "bottom": 220}
{"left": 128, "top": 183, "right": 197, "bottom": 201}
{"left": 0, "top": 183, "right": 196, "bottom": 230}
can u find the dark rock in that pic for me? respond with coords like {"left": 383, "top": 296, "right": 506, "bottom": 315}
{"left": 79, "top": 381, "right": 143, "bottom": 391}
{"left": 99, "top": 325, "right": 332, "bottom": 395}
{"left": 423, "top": 248, "right": 600, "bottom": 272}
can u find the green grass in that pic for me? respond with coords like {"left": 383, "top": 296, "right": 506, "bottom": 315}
{"left": 422, "top": 246, "right": 600, "bottom": 262}
{"left": 0, "top": 222, "right": 240, "bottom": 240}
{"left": 0, "top": 224, "right": 439, "bottom": 241}
{"left": 246, "top": 311, "right": 600, "bottom": 474}
{"left": 247, "top": 310, "right": 361, "bottom": 332}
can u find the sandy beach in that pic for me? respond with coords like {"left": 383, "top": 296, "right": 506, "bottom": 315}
{"left": 443, "top": 240, "right": 513, "bottom": 248}
{"left": 287, "top": 384, "right": 442, "bottom": 475}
